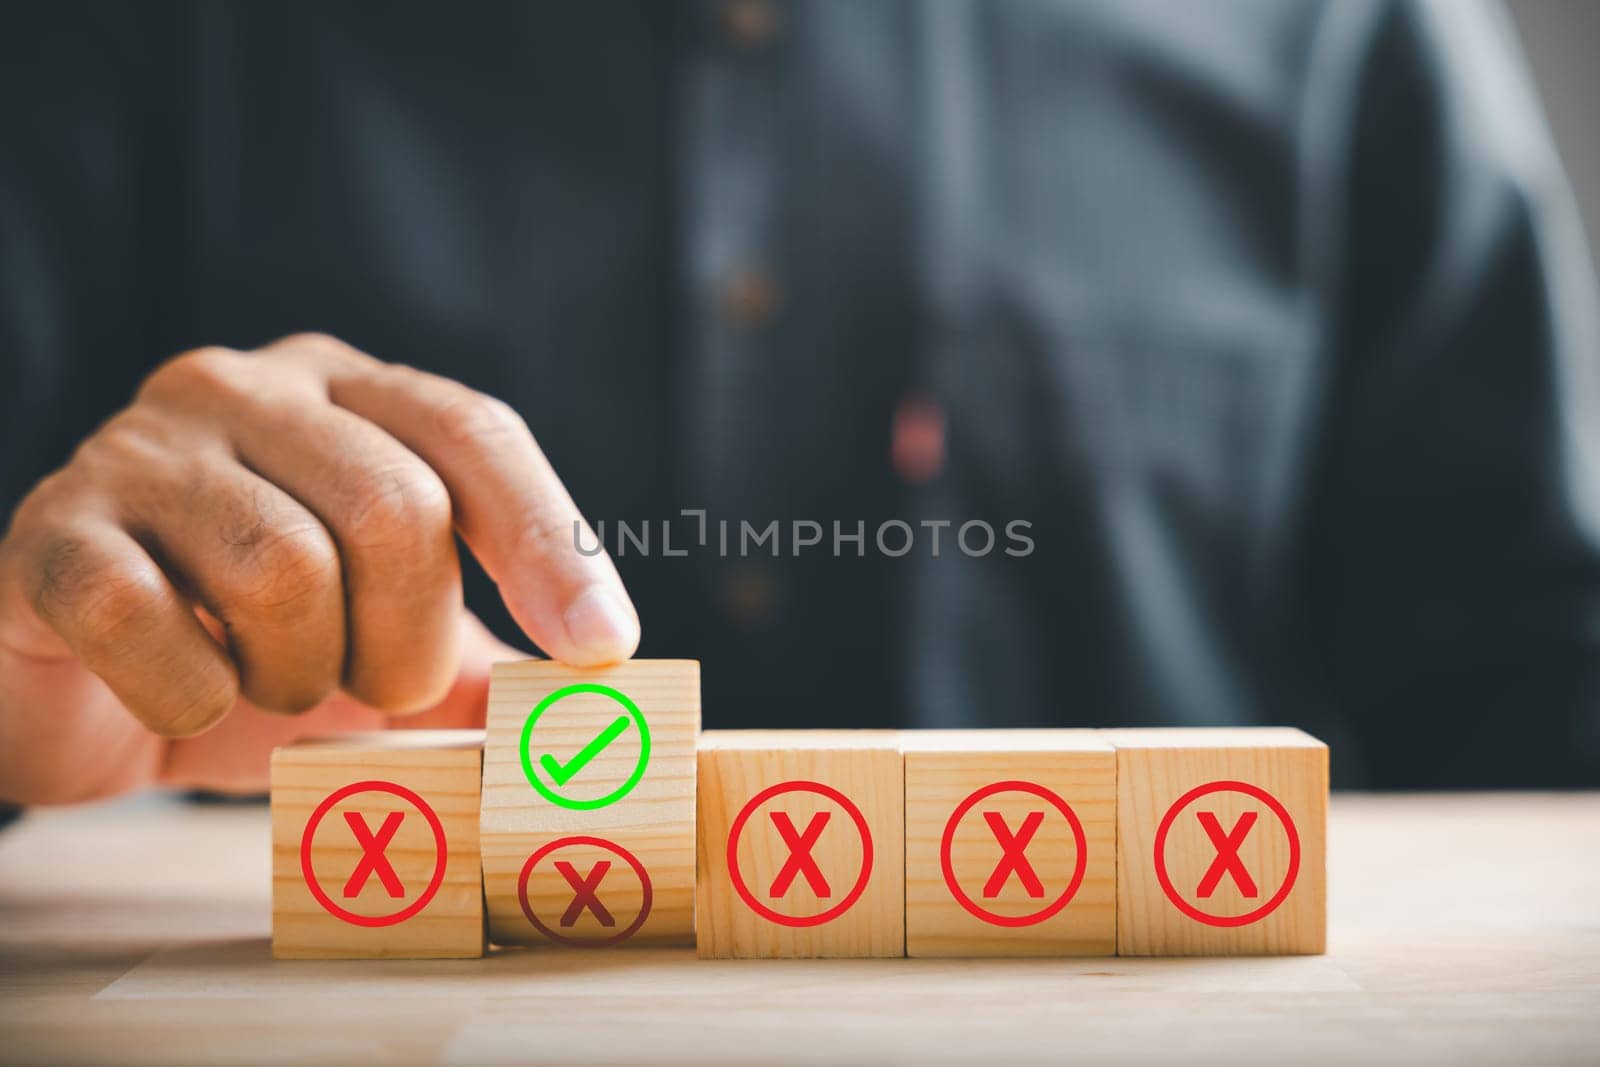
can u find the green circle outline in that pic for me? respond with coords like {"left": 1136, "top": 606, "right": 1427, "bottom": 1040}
{"left": 519, "top": 683, "right": 652, "bottom": 810}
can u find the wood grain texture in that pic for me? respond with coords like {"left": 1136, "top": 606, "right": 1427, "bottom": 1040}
{"left": 1102, "top": 727, "right": 1327, "bottom": 956}
{"left": 270, "top": 731, "right": 484, "bottom": 960}
{"left": 903, "top": 730, "right": 1116, "bottom": 957}
{"left": 481, "top": 660, "right": 698, "bottom": 947}
{"left": 697, "top": 731, "right": 904, "bottom": 958}
{"left": 6, "top": 793, "right": 1600, "bottom": 1065}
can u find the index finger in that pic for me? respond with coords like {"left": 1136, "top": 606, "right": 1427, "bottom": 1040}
{"left": 319, "top": 353, "right": 638, "bottom": 667}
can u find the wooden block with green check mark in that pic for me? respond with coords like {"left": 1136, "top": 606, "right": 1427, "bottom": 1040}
{"left": 480, "top": 659, "right": 700, "bottom": 947}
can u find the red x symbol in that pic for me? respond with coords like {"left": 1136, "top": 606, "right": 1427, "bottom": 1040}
{"left": 980, "top": 810, "right": 1046, "bottom": 898}
{"left": 1195, "top": 810, "right": 1259, "bottom": 898}
{"left": 554, "top": 860, "right": 615, "bottom": 927}
{"left": 768, "top": 811, "right": 832, "bottom": 898}
{"left": 342, "top": 811, "right": 405, "bottom": 898}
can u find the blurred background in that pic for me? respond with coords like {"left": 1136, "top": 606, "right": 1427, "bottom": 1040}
{"left": 3, "top": 1, "right": 1598, "bottom": 791}
{"left": 1509, "top": 1, "right": 1599, "bottom": 250}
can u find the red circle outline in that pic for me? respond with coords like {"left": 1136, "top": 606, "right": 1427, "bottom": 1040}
{"left": 1152, "top": 779, "right": 1301, "bottom": 928}
{"left": 938, "top": 780, "right": 1089, "bottom": 928}
{"left": 516, "top": 835, "right": 654, "bottom": 947}
{"left": 298, "top": 780, "right": 449, "bottom": 928}
{"left": 726, "top": 780, "right": 874, "bottom": 928}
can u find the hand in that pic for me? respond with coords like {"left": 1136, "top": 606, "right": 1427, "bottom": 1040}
{"left": 0, "top": 334, "right": 638, "bottom": 804}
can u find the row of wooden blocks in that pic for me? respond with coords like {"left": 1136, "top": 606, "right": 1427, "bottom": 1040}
{"left": 272, "top": 660, "right": 1327, "bottom": 959}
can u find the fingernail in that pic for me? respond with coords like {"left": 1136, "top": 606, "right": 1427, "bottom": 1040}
{"left": 561, "top": 585, "right": 640, "bottom": 664}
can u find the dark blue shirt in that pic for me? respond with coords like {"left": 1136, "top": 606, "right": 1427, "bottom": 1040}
{"left": 3, "top": 1, "right": 1598, "bottom": 785}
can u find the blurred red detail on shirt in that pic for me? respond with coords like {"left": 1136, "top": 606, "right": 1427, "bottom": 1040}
{"left": 892, "top": 393, "right": 946, "bottom": 485}
{"left": 721, "top": 0, "right": 781, "bottom": 50}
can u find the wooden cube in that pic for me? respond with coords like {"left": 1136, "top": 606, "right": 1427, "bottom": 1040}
{"left": 902, "top": 730, "right": 1116, "bottom": 957}
{"left": 481, "top": 659, "right": 699, "bottom": 947}
{"left": 271, "top": 730, "right": 485, "bottom": 959}
{"left": 1102, "top": 727, "right": 1327, "bottom": 956}
{"left": 696, "top": 730, "right": 904, "bottom": 958}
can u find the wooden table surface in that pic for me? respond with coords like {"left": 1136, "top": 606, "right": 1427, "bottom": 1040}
{"left": 1, "top": 793, "right": 1596, "bottom": 1065}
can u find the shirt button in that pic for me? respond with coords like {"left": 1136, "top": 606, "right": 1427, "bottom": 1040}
{"left": 721, "top": 265, "right": 782, "bottom": 329}
{"left": 721, "top": 0, "right": 781, "bottom": 50}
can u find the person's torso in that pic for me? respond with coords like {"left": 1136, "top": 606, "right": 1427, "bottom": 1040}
{"left": 150, "top": 0, "right": 1330, "bottom": 731}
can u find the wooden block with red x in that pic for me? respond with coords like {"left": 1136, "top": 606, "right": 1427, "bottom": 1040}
{"left": 903, "top": 730, "right": 1117, "bottom": 957}
{"left": 271, "top": 731, "right": 486, "bottom": 959}
{"left": 1102, "top": 728, "right": 1327, "bottom": 955}
{"left": 695, "top": 731, "right": 904, "bottom": 958}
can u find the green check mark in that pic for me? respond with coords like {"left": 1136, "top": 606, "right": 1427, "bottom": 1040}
{"left": 539, "top": 714, "right": 632, "bottom": 786}
{"left": 520, "top": 684, "right": 652, "bottom": 810}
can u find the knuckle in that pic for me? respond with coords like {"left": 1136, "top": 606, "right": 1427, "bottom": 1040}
{"left": 140, "top": 346, "right": 249, "bottom": 403}
{"left": 73, "top": 409, "right": 170, "bottom": 473}
{"left": 35, "top": 538, "right": 164, "bottom": 651}
{"left": 5, "top": 471, "right": 74, "bottom": 532}
{"left": 33, "top": 532, "right": 94, "bottom": 606}
{"left": 78, "top": 576, "right": 164, "bottom": 652}
{"left": 233, "top": 521, "right": 341, "bottom": 618}
{"left": 511, "top": 506, "right": 576, "bottom": 563}
{"left": 270, "top": 332, "right": 366, "bottom": 366}
{"left": 433, "top": 388, "right": 528, "bottom": 449}
{"left": 342, "top": 463, "right": 454, "bottom": 553}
